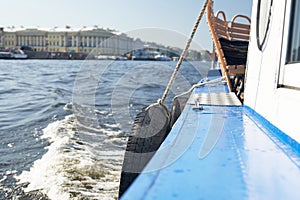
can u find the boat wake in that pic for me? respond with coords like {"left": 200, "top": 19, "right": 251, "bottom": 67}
{"left": 15, "top": 103, "right": 127, "bottom": 200}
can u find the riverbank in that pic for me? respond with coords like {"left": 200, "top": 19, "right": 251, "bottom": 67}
{"left": 24, "top": 51, "right": 88, "bottom": 60}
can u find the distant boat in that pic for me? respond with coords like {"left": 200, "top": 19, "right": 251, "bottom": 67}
{"left": 132, "top": 49, "right": 157, "bottom": 60}
{"left": 0, "top": 51, "right": 11, "bottom": 59}
{"left": 94, "top": 55, "right": 116, "bottom": 60}
{"left": 11, "top": 53, "right": 28, "bottom": 59}
{"left": 115, "top": 56, "right": 128, "bottom": 61}
{"left": 155, "top": 54, "right": 171, "bottom": 61}
{"left": 0, "top": 49, "right": 28, "bottom": 59}
{"left": 133, "top": 49, "right": 171, "bottom": 61}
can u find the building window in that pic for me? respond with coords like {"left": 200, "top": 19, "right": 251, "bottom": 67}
{"left": 68, "top": 36, "right": 72, "bottom": 47}
{"left": 286, "top": 0, "right": 300, "bottom": 63}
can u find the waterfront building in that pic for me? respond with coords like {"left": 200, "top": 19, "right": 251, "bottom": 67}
{"left": 0, "top": 27, "right": 4, "bottom": 47}
{"left": 0, "top": 26, "right": 207, "bottom": 60}
{"left": 0, "top": 26, "right": 138, "bottom": 56}
{"left": 16, "top": 28, "right": 48, "bottom": 51}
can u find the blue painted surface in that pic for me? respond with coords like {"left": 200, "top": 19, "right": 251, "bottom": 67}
{"left": 244, "top": 105, "right": 300, "bottom": 155}
{"left": 121, "top": 76, "right": 300, "bottom": 200}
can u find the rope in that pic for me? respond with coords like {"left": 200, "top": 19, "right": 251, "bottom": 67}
{"left": 174, "top": 76, "right": 225, "bottom": 99}
{"left": 160, "top": 0, "right": 211, "bottom": 105}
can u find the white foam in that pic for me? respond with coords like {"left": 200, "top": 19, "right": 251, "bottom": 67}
{"left": 103, "top": 123, "right": 121, "bottom": 129}
{"left": 0, "top": 175, "right": 7, "bottom": 183}
{"left": 16, "top": 114, "right": 124, "bottom": 200}
{"left": 16, "top": 116, "right": 74, "bottom": 199}
{"left": 7, "top": 143, "right": 14, "bottom": 148}
{"left": 5, "top": 170, "right": 17, "bottom": 175}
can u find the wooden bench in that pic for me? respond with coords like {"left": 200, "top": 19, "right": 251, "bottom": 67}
{"left": 206, "top": 1, "right": 251, "bottom": 101}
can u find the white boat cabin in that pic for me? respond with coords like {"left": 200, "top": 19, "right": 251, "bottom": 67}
{"left": 245, "top": 0, "right": 300, "bottom": 143}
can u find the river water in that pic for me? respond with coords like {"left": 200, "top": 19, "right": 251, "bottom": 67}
{"left": 0, "top": 59, "right": 210, "bottom": 199}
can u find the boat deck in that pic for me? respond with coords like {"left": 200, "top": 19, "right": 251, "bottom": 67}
{"left": 121, "top": 74, "right": 300, "bottom": 200}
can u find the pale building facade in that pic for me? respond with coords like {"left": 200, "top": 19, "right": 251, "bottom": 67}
{"left": 0, "top": 27, "right": 136, "bottom": 55}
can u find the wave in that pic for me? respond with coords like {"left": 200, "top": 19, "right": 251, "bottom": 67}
{"left": 15, "top": 108, "right": 126, "bottom": 199}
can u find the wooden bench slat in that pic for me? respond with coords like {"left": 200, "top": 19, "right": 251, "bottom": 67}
{"left": 229, "top": 27, "right": 250, "bottom": 35}
{"left": 230, "top": 33, "right": 250, "bottom": 41}
{"left": 214, "top": 17, "right": 227, "bottom": 25}
{"left": 231, "top": 22, "right": 250, "bottom": 30}
{"left": 216, "top": 28, "right": 228, "bottom": 36}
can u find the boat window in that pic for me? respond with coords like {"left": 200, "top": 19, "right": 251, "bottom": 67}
{"left": 256, "top": 0, "right": 273, "bottom": 50}
{"left": 286, "top": 0, "right": 300, "bottom": 63}
{"left": 278, "top": 0, "right": 300, "bottom": 88}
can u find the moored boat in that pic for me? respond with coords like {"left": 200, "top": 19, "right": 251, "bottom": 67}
{"left": 132, "top": 49, "right": 158, "bottom": 61}
{"left": 0, "top": 49, "right": 28, "bottom": 59}
{"left": 119, "top": 0, "right": 300, "bottom": 199}
{"left": 11, "top": 52, "right": 28, "bottom": 59}
{"left": 0, "top": 51, "right": 11, "bottom": 59}
{"left": 154, "top": 54, "right": 171, "bottom": 61}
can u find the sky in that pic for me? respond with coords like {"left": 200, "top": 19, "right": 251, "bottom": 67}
{"left": 1, "top": 0, "right": 253, "bottom": 51}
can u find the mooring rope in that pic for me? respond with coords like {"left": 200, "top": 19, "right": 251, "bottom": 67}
{"left": 160, "top": 0, "right": 211, "bottom": 105}
{"left": 173, "top": 76, "right": 225, "bottom": 99}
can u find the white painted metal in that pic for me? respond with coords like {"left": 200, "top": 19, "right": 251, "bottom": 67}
{"left": 245, "top": 0, "right": 300, "bottom": 143}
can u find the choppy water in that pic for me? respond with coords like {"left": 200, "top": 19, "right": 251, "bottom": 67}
{"left": 0, "top": 59, "right": 210, "bottom": 199}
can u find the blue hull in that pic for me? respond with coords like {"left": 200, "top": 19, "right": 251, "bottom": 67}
{"left": 121, "top": 74, "right": 300, "bottom": 199}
